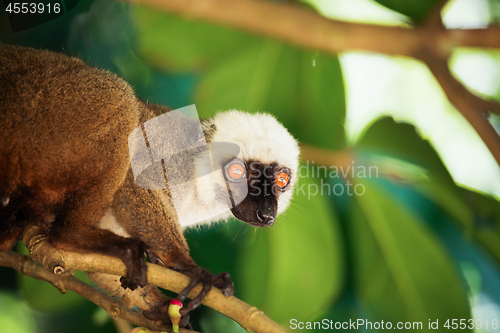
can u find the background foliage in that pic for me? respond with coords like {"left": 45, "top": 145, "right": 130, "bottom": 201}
{"left": 1, "top": 0, "right": 500, "bottom": 332}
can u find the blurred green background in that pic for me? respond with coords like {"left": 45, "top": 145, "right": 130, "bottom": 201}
{"left": 1, "top": 0, "right": 500, "bottom": 332}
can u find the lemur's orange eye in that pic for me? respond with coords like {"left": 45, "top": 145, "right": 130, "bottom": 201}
{"left": 226, "top": 162, "right": 245, "bottom": 181}
{"left": 276, "top": 172, "right": 289, "bottom": 189}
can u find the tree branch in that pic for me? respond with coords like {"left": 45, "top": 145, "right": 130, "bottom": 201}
{"left": 299, "top": 144, "right": 354, "bottom": 170}
{"left": 423, "top": 56, "right": 500, "bottom": 165}
{"left": 127, "top": 0, "right": 422, "bottom": 57}
{"left": 123, "top": 0, "right": 500, "bottom": 55}
{"left": 0, "top": 250, "right": 199, "bottom": 333}
{"left": 122, "top": 0, "right": 500, "bottom": 167}
{"left": 13, "top": 225, "right": 284, "bottom": 333}
{"left": 451, "top": 28, "right": 500, "bottom": 49}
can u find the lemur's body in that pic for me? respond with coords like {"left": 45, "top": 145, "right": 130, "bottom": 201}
{"left": 0, "top": 45, "right": 299, "bottom": 327}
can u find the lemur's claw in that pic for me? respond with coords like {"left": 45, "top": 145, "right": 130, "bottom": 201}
{"left": 177, "top": 267, "right": 234, "bottom": 315}
{"left": 179, "top": 313, "right": 192, "bottom": 331}
{"left": 146, "top": 250, "right": 165, "bottom": 266}
{"left": 212, "top": 272, "right": 234, "bottom": 297}
{"left": 120, "top": 238, "right": 149, "bottom": 290}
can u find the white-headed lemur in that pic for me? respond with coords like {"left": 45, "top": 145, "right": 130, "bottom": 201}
{"left": 0, "top": 45, "right": 300, "bottom": 328}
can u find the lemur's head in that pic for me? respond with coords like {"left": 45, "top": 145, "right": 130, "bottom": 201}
{"left": 202, "top": 111, "right": 300, "bottom": 227}
{"left": 129, "top": 109, "right": 300, "bottom": 228}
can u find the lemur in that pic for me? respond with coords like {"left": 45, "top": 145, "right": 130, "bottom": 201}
{"left": 0, "top": 44, "right": 300, "bottom": 328}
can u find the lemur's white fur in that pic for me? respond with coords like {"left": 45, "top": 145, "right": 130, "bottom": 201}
{"left": 209, "top": 111, "right": 299, "bottom": 177}
{"left": 99, "top": 208, "right": 131, "bottom": 237}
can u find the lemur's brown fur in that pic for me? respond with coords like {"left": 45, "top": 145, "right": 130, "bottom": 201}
{"left": 0, "top": 45, "right": 232, "bottom": 327}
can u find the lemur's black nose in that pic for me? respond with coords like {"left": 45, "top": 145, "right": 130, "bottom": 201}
{"left": 256, "top": 210, "right": 275, "bottom": 226}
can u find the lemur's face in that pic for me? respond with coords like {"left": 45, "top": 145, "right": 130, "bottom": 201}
{"left": 224, "top": 159, "right": 292, "bottom": 227}
{"left": 201, "top": 110, "right": 300, "bottom": 228}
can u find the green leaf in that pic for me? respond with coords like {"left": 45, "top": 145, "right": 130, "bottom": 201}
{"left": 355, "top": 117, "right": 454, "bottom": 186}
{"left": 321, "top": 293, "right": 362, "bottom": 333}
{"left": 414, "top": 179, "right": 500, "bottom": 266}
{"left": 133, "top": 6, "right": 259, "bottom": 71}
{"left": 0, "top": 292, "right": 36, "bottom": 333}
{"left": 351, "top": 181, "right": 471, "bottom": 328}
{"left": 413, "top": 179, "right": 473, "bottom": 229}
{"left": 185, "top": 219, "right": 254, "bottom": 300}
{"left": 15, "top": 243, "right": 87, "bottom": 312}
{"left": 356, "top": 117, "right": 500, "bottom": 278}
{"left": 199, "top": 308, "right": 247, "bottom": 333}
{"left": 19, "top": 273, "right": 87, "bottom": 312}
{"left": 239, "top": 170, "right": 345, "bottom": 324}
{"left": 134, "top": 7, "right": 346, "bottom": 149}
{"left": 372, "top": 0, "right": 440, "bottom": 23}
{"left": 195, "top": 40, "right": 346, "bottom": 150}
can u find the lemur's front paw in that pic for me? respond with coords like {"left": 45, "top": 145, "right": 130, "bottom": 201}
{"left": 119, "top": 238, "right": 150, "bottom": 290}
{"left": 212, "top": 272, "right": 234, "bottom": 297}
{"left": 177, "top": 267, "right": 234, "bottom": 315}
{"left": 144, "top": 267, "right": 233, "bottom": 329}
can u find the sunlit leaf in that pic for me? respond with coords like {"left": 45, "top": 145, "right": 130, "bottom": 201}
{"left": 239, "top": 171, "right": 345, "bottom": 324}
{"left": 133, "top": 6, "right": 259, "bottom": 71}
{"left": 19, "top": 273, "right": 87, "bottom": 312}
{"left": 199, "top": 308, "right": 247, "bottom": 333}
{"left": 16, "top": 243, "right": 86, "bottom": 312}
{"left": 351, "top": 181, "right": 471, "bottom": 328}
{"left": 355, "top": 117, "right": 454, "bottom": 185}
{"left": 195, "top": 40, "right": 346, "bottom": 150}
{"left": 319, "top": 292, "right": 362, "bottom": 333}
{"left": 185, "top": 219, "right": 255, "bottom": 300}
{"left": 415, "top": 179, "right": 500, "bottom": 265}
{"left": 134, "top": 6, "right": 346, "bottom": 149}
{"left": 0, "top": 292, "right": 36, "bottom": 333}
{"left": 357, "top": 117, "right": 500, "bottom": 273}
